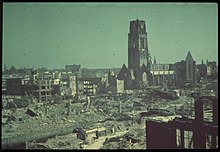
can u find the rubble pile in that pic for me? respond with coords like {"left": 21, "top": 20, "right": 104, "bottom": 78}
{"left": 39, "top": 134, "right": 83, "bottom": 149}
{"left": 2, "top": 84, "right": 215, "bottom": 149}
{"left": 101, "top": 124, "right": 145, "bottom": 149}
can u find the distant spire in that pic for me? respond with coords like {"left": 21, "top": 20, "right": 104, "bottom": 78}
{"left": 153, "top": 56, "right": 157, "bottom": 64}
{"left": 108, "top": 69, "right": 111, "bottom": 76}
{"left": 201, "top": 59, "right": 204, "bottom": 65}
{"left": 4, "top": 64, "right": 6, "bottom": 71}
{"left": 206, "top": 59, "right": 208, "bottom": 65}
{"left": 122, "top": 63, "right": 126, "bottom": 68}
{"left": 185, "top": 51, "right": 193, "bottom": 61}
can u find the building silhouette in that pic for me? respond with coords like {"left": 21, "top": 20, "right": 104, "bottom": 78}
{"left": 128, "top": 19, "right": 151, "bottom": 73}
{"left": 117, "top": 19, "right": 200, "bottom": 90}
{"left": 146, "top": 96, "right": 218, "bottom": 149}
{"left": 118, "top": 19, "right": 153, "bottom": 89}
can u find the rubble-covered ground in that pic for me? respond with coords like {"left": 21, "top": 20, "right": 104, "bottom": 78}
{"left": 2, "top": 84, "right": 216, "bottom": 149}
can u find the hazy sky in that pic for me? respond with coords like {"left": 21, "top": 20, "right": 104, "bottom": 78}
{"left": 3, "top": 3, "right": 218, "bottom": 70}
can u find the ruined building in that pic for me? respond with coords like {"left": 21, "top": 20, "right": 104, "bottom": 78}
{"left": 146, "top": 96, "right": 218, "bottom": 149}
{"left": 196, "top": 60, "right": 218, "bottom": 82}
{"left": 206, "top": 61, "right": 217, "bottom": 79}
{"left": 174, "top": 51, "right": 197, "bottom": 87}
{"left": 65, "top": 64, "right": 82, "bottom": 78}
{"left": 151, "top": 62, "right": 176, "bottom": 86}
{"left": 152, "top": 51, "right": 197, "bottom": 88}
{"left": 33, "top": 79, "right": 52, "bottom": 102}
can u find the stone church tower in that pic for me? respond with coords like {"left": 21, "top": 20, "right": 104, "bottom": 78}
{"left": 128, "top": 19, "right": 151, "bottom": 81}
{"left": 117, "top": 19, "right": 153, "bottom": 90}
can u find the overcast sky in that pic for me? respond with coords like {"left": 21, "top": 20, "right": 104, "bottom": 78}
{"left": 3, "top": 3, "right": 218, "bottom": 70}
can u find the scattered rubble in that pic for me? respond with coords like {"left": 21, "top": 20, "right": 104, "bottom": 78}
{"left": 2, "top": 84, "right": 216, "bottom": 149}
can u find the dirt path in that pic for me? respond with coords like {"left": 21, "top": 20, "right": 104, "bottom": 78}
{"left": 84, "top": 131, "right": 129, "bottom": 149}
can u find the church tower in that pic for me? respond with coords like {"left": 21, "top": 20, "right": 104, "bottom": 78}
{"left": 128, "top": 19, "right": 150, "bottom": 79}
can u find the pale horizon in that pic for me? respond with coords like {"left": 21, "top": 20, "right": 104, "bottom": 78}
{"left": 3, "top": 3, "right": 218, "bottom": 70}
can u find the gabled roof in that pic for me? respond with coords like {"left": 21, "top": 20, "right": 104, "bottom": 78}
{"left": 140, "top": 63, "right": 147, "bottom": 71}
{"left": 117, "top": 64, "right": 131, "bottom": 80}
{"left": 185, "top": 51, "right": 193, "bottom": 61}
{"left": 10, "top": 66, "right": 16, "bottom": 71}
{"left": 140, "top": 64, "right": 152, "bottom": 74}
